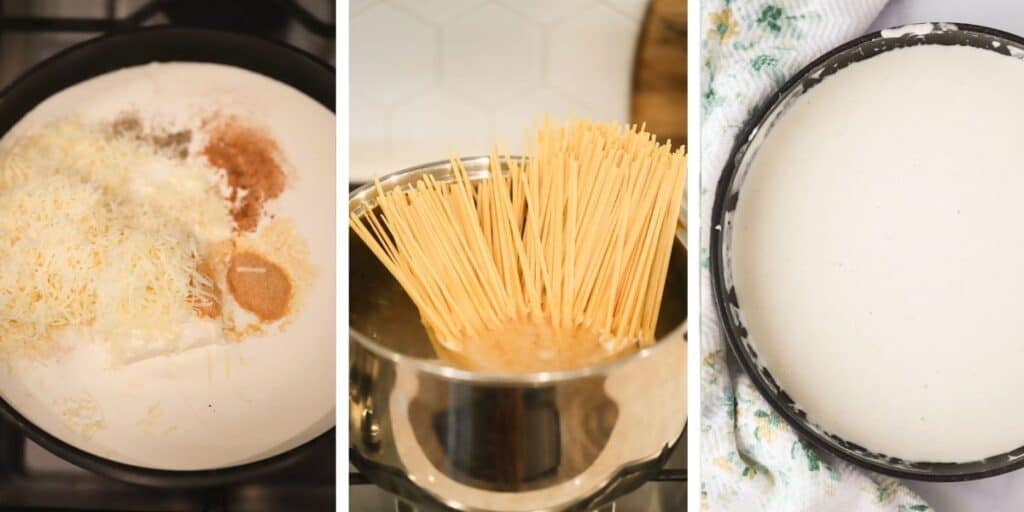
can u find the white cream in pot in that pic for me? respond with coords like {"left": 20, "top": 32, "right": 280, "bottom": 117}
{"left": 0, "top": 63, "right": 335, "bottom": 470}
{"left": 733, "top": 44, "right": 1024, "bottom": 462}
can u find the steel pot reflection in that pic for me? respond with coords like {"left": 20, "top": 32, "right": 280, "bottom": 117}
{"left": 349, "top": 157, "right": 687, "bottom": 511}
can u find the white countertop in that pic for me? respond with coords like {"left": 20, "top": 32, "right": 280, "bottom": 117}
{"left": 869, "top": 2, "right": 1024, "bottom": 510}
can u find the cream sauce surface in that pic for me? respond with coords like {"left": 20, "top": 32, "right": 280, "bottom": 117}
{"left": 734, "top": 45, "right": 1024, "bottom": 462}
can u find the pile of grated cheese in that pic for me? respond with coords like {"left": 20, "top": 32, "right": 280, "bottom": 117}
{"left": 0, "top": 119, "right": 232, "bottom": 362}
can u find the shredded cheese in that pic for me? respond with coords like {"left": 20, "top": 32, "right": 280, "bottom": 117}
{"left": 0, "top": 119, "right": 232, "bottom": 362}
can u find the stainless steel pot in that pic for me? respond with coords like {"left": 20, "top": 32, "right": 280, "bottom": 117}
{"left": 349, "top": 157, "right": 687, "bottom": 511}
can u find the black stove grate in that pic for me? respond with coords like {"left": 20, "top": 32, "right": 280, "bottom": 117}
{"left": 0, "top": 0, "right": 334, "bottom": 37}
{"left": 0, "top": 418, "right": 336, "bottom": 511}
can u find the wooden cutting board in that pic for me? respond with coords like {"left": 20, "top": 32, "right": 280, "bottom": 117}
{"left": 631, "top": 0, "right": 686, "bottom": 149}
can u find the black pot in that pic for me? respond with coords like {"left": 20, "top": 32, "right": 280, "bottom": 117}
{"left": 710, "top": 22, "right": 1024, "bottom": 482}
{"left": 0, "top": 26, "right": 334, "bottom": 489}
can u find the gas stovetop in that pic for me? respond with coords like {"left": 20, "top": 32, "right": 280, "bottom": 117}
{"left": 0, "top": 0, "right": 335, "bottom": 91}
{"left": 0, "top": 1, "right": 335, "bottom": 510}
{"left": 349, "top": 438, "right": 686, "bottom": 512}
{"left": 0, "top": 417, "right": 335, "bottom": 511}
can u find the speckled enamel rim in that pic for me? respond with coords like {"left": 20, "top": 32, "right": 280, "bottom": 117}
{"left": 0, "top": 26, "right": 336, "bottom": 488}
{"left": 710, "top": 22, "right": 1024, "bottom": 482}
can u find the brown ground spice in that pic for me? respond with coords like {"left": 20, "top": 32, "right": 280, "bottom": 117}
{"left": 226, "top": 251, "right": 292, "bottom": 322}
{"left": 202, "top": 118, "right": 286, "bottom": 232}
{"left": 111, "top": 113, "right": 191, "bottom": 159}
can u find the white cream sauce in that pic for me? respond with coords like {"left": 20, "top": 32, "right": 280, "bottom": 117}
{"left": 0, "top": 63, "right": 335, "bottom": 470}
{"left": 733, "top": 44, "right": 1024, "bottom": 462}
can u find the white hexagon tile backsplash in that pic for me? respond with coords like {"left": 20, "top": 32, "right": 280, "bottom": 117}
{"left": 349, "top": 0, "right": 648, "bottom": 182}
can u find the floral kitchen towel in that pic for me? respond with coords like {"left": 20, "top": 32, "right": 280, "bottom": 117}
{"left": 700, "top": 1, "right": 932, "bottom": 511}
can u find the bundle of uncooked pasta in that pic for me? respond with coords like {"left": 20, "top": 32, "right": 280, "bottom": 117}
{"left": 350, "top": 118, "right": 686, "bottom": 372}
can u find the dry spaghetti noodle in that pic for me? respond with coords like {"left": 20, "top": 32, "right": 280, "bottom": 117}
{"left": 350, "top": 118, "right": 686, "bottom": 372}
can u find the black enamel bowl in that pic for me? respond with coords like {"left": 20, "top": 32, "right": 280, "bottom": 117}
{"left": 710, "top": 22, "right": 1024, "bottom": 481}
{"left": 0, "top": 26, "right": 334, "bottom": 488}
